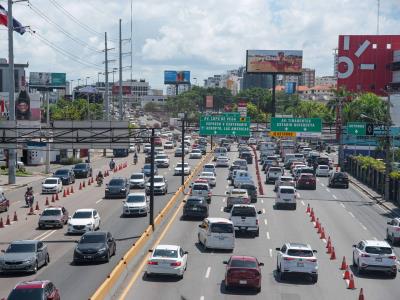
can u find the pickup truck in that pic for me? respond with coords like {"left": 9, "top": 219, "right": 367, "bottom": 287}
{"left": 230, "top": 204, "right": 261, "bottom": 237}
{"left": 226, "top": 189, "right": 250, "bottom": 209}
{"left": 266, "top": 167, "right": 283, "bottom": 184}
{"left": 233, "top": 170, "right": 252, "bottom": 188}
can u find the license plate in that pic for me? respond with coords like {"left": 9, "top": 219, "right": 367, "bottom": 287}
{"left": 84, "top": 256, "right": 92, "bottom": 259}
{"left": 192, "top": 207, "right": 198, "bottom": 211}
{"left": 240, "top": 227, "right": 246, "bottom": 230}
{"left": 239, "top": 280, "right": 247, "bottom": 284}
{"left": 297, "top": 262, "right": 304, "bottom": 267}
{"left": 219, "top": 237, "right": 225, "bottom": 240}
{"left": 306, "top": 182, "right": 310, "bottom": 184}
{"left": 376, "top": 258, "right": 382, "bottom": 262}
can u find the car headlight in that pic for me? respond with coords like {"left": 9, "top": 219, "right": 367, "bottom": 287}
{"left": 105, "top": 188, "right": 110, "bottom": 191}
{"left": 24, "top": 257, "right": 35, "bottom": 263}
{"left": 98, "top": 247, "right": 107, "bottom": 252}
{"left": 75, "top": 248, "right": 82, "bottom": 254}
{"left": 86, "top": 223, "right": 93, "bottom": 226}
{"left": 121, "top": 188, "right": 126, "bottom": 191}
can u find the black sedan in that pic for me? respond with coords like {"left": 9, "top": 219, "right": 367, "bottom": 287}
{"left": 182, "top": 196, "right": 209, "bottom": 219}
{"left": 72, "top": 163, "right": 92, "bottom": 179}
{"left": 53, "top": 168, "right": 75, "bottom": 185}
{"left": 105, "top": 177, "right": 129, "bottom": 198}
{"left": 73, "top": 231, "right": 116, "bottom": 263}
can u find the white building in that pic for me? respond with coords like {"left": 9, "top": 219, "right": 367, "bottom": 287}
{"left": 315, "top": 76, "right": 337, "bottom": 87}
{"left": 113, "top": 79, "right": 149, "bottom": 106}
{"left": 166, "top": 84, "right": 190, "bottom": 96}
{"left": 140, "top": 95, "right": 168, "bottom": 108}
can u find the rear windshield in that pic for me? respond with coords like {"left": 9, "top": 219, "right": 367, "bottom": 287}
{"left": 74, "top": 164, "right": 87, "bottom": 169}
{"left": 300, "top": 174, "right": 314, "bottom": 179}
{"left": 187, "top": 198, "right": 203, "bottom": 205}
{"left": 7, "top": 289, "right": 44, "bottom": 300}
{"left": 44, "top": 179, "right": 58, "bottom": 184}
{"left": 210, "top": 223, "right": 233, "bottom": 233}
{"left": 317, "top": 158, "right": 329, "bottom": 163}
{"left": 334, "top": 172, "right": 348, "bottom": 179}
{"left": 215, "top": 148, "right": 227, "bottom": 153}
{"left": 131, "top": 174, "right": 144, "bottom": 179}
{"left": 269, "top": 167, "right": 281, "bottom": 172}
{"left": 230, "top": 259, "right": 257, "bottom": 268}
{"left": 231, "top": 207, "right": 256, "bottom": 217}
{"left": 153, "top": 249, "right": 178, "bottom": 258}
{"left": 365, "top": 246, "right": 392, "bottom": 255}
{"left": 240, "top": 185, "right": 256, "bottom": 190}
{"left": 42, "top": 209, "right": 61, "bottom": 216}
{"left": 280, "top": 188, "right": 295, "bottom": 194}
{"left": 193, "top": 184, "right": 208, "bottom": 190}
{"left": 287, "top": 249, "right": 314, "bottom": 257}
{"left": 54, "top": 169, "right": 69, "bottom": 175}
{"left": 319, "top": 165, "right": 329, "bottom": 169}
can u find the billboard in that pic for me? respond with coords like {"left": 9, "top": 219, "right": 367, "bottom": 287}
{"left": 164, "top": 71, "right": 190, "bottom": 84}
{"left": 0, "top": 91, "right": 41, "bottom": 121}
{"left": 246, "top": 50, "right": 303, "bottom": 74}
{"left": 112, "top": 85, "right": 132, "bottom": 95}
{"left": 205, "top": 95, "right": 213, "bottom": 109}
{"left": 29, "top": 72, "right": 66, "bottom": 88}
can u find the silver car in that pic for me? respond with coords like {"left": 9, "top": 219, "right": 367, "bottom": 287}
{"left": 0, "top": 240, "right": 49, "bottom": 274}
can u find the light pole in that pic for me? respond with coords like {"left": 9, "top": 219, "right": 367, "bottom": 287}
{"left": 77, "top": 78, "right": 81, "bottom": 88}
{"left": 85, "top": 76, "right": 90, "bottom": 86}
{"left": 70, "top": 79, "right": 74, "bottom": 96}
{"left": 97, "top": 72, "right": 102, "bottom": 87}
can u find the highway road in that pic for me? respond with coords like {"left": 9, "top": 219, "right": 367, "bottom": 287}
{"left": 0, "top": 141, "right": 205, "bottom": 299}
{"left": 116, "top": 145, "right": 400, "bottom": 300}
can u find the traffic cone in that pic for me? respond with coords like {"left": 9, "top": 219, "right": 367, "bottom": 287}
{"left": 340, "top": 256, "right": 348, "bottom": 270}
{"left": 315, "top": 218, "right": 320, "bottom": 229}
{"left": 88, "top": 179, "right": 91, "bottom": 186}
{"left": 0, "top": 217, "right": 3, "bottom": 228}
{"left": 28, "top": 206, "right": 34, "bottom": 215}
{"left": 114, "top": 167, "right": 117, "bottom": 172}
{"left": 311, "top": 213, "right": 316, "bottom": 222}
{"left": 83, "top": 181, "right": 86, "bottom": 188}
{"left": 91, "top": 177, "right": 94, "bottom": 184}
{"left": 70, "top": 186, "right": 74, "bottom": 194}
{"left": 326, "top": 236, "right": 331, "bottom": 248}
{"left": 306, "top": 204, "right": 310, "bottom": 213}
{"left": 320, "top": 227, "right": 326, "bottom": 239}
{"left": 13, "top": 211, "right": 18, "bottom": 222}
{"left": 55, "top": 193, "right": 59, "bottom": 201}
{"left": 35, "top": 201, "right": 39, "bottom": 211}
{"left": 51, "top": 195, "right": 55, "bottom": 203}
{"left": 45, "top": 197, "right": 49, "bottom": 206}
{"left": 5, "top": 214, "right": 10, "bottom": 225}
{"left": 343, "top": 266, "right": 350, "bottom": 280}
{"left": 67, "top": 188, "right": 70, "bottom": 196}
{"left": 79, "top": 182, "right": 82, "bottom": 190}
{"left": 358, "top": 288, "right": 364, "bottom": 300}
{"left": 347, "top": 274, "right": 356, "bottom": 289}
{"left": 330, "top": 246, "right": 336, "bottom": 260}
{"left": 310, "top": 208, "right": 314, "bottom": 218}
{"left": 327, "top": 243, "right": 332, "bottom": 254}
{"left": 63, "top": 189, "right": 67, "bottom": 197}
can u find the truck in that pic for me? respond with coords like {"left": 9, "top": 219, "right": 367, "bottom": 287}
{"left": 169, "top": 117, "right": 181, "bottom": 130}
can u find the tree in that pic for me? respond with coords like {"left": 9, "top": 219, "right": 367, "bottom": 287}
{"left": 285, "top": 100, "right": 334, "bottom": 123}
{"left": 236, "top": 87, "right": 272, "bottom": 113}
{"left": 50, "top": 98, "right": 103, "bottom": 120}
{"left": 342, "top": 92, "right": 388, "bottom": 123}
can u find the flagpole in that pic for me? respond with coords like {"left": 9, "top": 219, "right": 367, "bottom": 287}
{"left": 7, "top": 0, "right": 16, "bottom": 184}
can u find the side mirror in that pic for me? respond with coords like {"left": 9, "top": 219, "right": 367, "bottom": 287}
{"left": 259, "top": 262, "right": 264, "bottom": 266}
{"left": 1, "top": 249, "right": 5, "bottom": 253}
{"left": 352, "top": 244, "right": 356, "bottom": 248}
{"left": 275, "top": 247, "right": 281, "bottom": 251}
{"left": 122, "top": 200, "right": 126, "bottom": 203}
{"left": 387, "top": 221, "right": 392, "bottom": 225}
{"left": 222, "top": 261, "right": 228, "bottom": 264}
{"left": 68, "top": 216, "right": 72, "bottom": 220}
{"left": 74, "top": 240, "right": 78, "bottom": 243}
{"left": 225, "top": 191, "right": 229, "bottom": 195}
{"left": 198, "top": 224, "right": 203, "bottom": 228}
{"left": 183, "top": 200, "right": 186, "bottom": 203}
{"left": 258, "top": 210, "right": 262, "bottom": 214}
{"left": 313, "top": 250, "right": 317, "bottom": 253}
{"left": 184, "top": 251, "right": 189, "bottom": 254}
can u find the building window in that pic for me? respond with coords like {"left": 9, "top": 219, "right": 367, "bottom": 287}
{"left": 387, "top": 43, "right": 392, "bottom": 49}
{"left": 372, "top": 43, "right": 377, "bottom": 49}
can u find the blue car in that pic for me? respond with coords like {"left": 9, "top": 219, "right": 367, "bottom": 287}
{"left": 142, "top": 164, "right": 158, "bottom": 177}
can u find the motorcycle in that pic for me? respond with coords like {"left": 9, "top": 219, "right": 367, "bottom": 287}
{"left": 25, "top": 194, "right": 34, "bottom": 208}
{"left": 133, "top": 156, "right": 138, "bottom": 165}
{"left": 109, "top": 162, "right": 115, "bottom": 171}
{"left": 96, "top": 176, "right": 103, "bottom": 187}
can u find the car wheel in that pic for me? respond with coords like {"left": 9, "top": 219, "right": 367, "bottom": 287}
{"left": 113, "top": 244, "right": 116, "bottom": 256}
{"left": 390, "top": 271, "right": 397, "bottom": 278}
{"left": 33, "top": 261, "right": 38, "bottom": 274}
{"left": 311, "top": 274, "right": 318, "bottom": 283}
{"left": 44, "top": 253, "right": 50, "bottom": 266}
{"left": 256, "top": 286, "right": 261, "bottom": 293}
{"left": 357, "top": 260, "right": 363, "bottom": 275}
{"left": 345, "top": 184, "right": 349, "bottom": 189}
{"left": 255, "top": 228, "right": 259, "bottom": 237}
{"left": 279, "top": 269, "right": 286, "bottom": 280}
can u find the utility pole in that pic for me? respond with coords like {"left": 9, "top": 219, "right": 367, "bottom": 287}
{"left": 181, "top": 115, "right": 185, "bottom": 186}
{"left": 7, "top": 0, "right": 16, "bottom": 184}
{"left": 45, "top": 91, "right": 50, "bottom": 173}
{"left": 104, "top": 32, "right": 110, "bottom": 121}
{"left": 118, "top": 19, "right": 123, "bottom": 121}
{"left": 384, "top": 91, "right": 392, "bottom": 201}
{"left": 149, "top": 128, "right": 155, "bottom": 229}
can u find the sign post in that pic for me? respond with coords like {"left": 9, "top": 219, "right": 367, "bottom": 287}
{"left": 200, "top": 113, "right": 250, "bottom": 136}
{"left": 347, "top": 122, "right": 366, "bottom": 135}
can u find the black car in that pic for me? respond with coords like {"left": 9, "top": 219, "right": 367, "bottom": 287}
{"left": 53, "top": 169, "right": 75, "bottom": 185}
{"left": 328, "top": 172, "right": 349, "bottom": 188}
{"left": 72, "top": 163, "right": 92, "bottom": 179}
{"left": 182, "top": 196, "right": 209, "bottom": 219}
{"left": 240, "top": 152, "right": 253, "bottom": 164}
{"left": 145, "top": 153, "right": 153, "bottom": 163}
{"left": 105, "top": 177, "right": 129, "bottom": 198}
{"left": 73, "top": 231, "right": 116, "bottom": 263}
{"left": 238, "top": 182, "right": 258, "bottom": 203}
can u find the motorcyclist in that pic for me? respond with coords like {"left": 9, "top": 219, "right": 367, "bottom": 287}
{"left": 25, "top": 186, "right": 34, "bottom": 207}
{"left": 109, "top": 158, "right": 115, "bottom": 170}
{"left": 96, "top": 171, "right": 104, "bottom": 185}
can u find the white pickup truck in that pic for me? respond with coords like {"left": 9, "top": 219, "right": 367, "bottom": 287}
{"left": 229, "top": 204, "right": 261, "bottom": 237}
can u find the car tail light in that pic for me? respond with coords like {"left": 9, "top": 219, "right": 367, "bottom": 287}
{"left": 208, "top": 192, "right": 212, "bottom": 196}
{"left": 244, "top": 198, "right": 249, "bottom": 203}
{"left": 388, "top": 255, "right": 397, "bottom": 260}
{"left": 307, "top": 258, "right": 317, "bottom": 262}
{"left": 361, "top": 254, "right": 370, "bottom": 258}
{"left": 170, "top": 261, "right": 182, "bottom": 267}
{"left": 256, "top": 219, "right": 258, "bottom": 225}
{"left": 284, "top": 257, "right": 295, "bottom": 261}
{"left": 148, "top": 261, "right": 158, "bottom": 265}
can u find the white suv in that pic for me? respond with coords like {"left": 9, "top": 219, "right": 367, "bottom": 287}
{"left": 276, "top": 243, "right": 318, "bottom": 283}
{"left": 352, "top": 240, "right": 397, "bottom": 277}
{"left": 67, "top": 208, "right": 101, "bottom": 234}
{"left": 387, "top": 218, "right": 400, "bottom": 245}
{"left": 229, "top": 204, "right": 261, "bottom": 237}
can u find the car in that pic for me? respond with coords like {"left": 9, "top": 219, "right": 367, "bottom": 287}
{"left": 164, "top": 141, "right": 174, "bottom": 149}
{"left": 41, "top": 177, "right": 63, "bottom": 194}
{"left": 226, "top": 189, "right": 250, "bottom": 209}
{"left": 203, "top": 163, "right": 216, "bottom": 175}
{"left": 296, "top": 173, "right": 317, "bottom": 190}
{"left": 52, "top": 168, "right": 75, "bottom": 185}
{"left": 216, "top": 156, "right": 229, "bottom": 167}
{"left": 174, "top": 163, "right": 191, "bottom": 175}
{"left": 0, "top": 240, "right": 50, "bottom": 274}
{"left": 146, "top": 245, "right": 188, "bottom": 278}
{"left": 6, "top": 280, "right": 60, "bottom": 300}
{"left": 315, "top": 165, "right": 330, "bottom": 177}
{"left": 123, "top": 192, "right": 149, "bottom": 216}
{"left": 313, "top": 156, "right": 330, "bottom": 170}
{"left": 387, "top": 218, "right": 400, "bottom": 245}
{"left": 146, "top": 175, "right": 168, "bottom": 195}
{"left": 233, "top": 170, "right": 252, "bottom": 188}
{"left": 72, "top": 163, "right": 92, "bottom": 178}
{"left": 174, "top": 148, "right": 183, "bottom": 157}
{"left": 182, "top": 196, "right": 209, "bottom": 219}
{"left": 73, "top": 231, "right": 116, "bottom": 263}
{"left": 240, "top": 151, "right": 253, "bottom": 164}
{"left": 328, "top": 171, "right": 349, "bottom": 188}
{"left": 155, "top": 154, "right": 170, "bottom": 168}
{"left": 38, "top": 206, "right": 69, "bottom": 229}
{"left": 189, "top": 149, "right": 202, "bottom": 159}
{"left": 228, "top": 165, "right": 241, "bottom": 181}
{"left": 224, "top": 255, "right": 263, "bottom": 292}
{"left": 129, "top": 173, "right": 146, "bottom": 189}
{"left": 238, "top": 182, "right": 257, "bottom": 203}
{"left": 199, "top": 171, "right": 216, "bottom": 187}
{"left": 214, "top": 147, "right": 228, "bottom": 161}
{"left": 274, "top": 175, "right": 295, "bottom": 192}
{"left": 105, "top": 177, "right": 129, "bottom": 198}
{"left": 190, "top": 182, "right": 212, "bottom": 203}
{"left": 276, "top": 186, "right": 297, "bottom": 209}
{"left": 142, "top": 164, "right": 158, "bottom": 177}
{"left": 352, "top": 240, "right": 397, "bottom": 277}
{"left": 198, "top": 218, "right": 235, "bottom": 251}
{"left": 143, "top": 143, "right": 151, "bottom": 153}
{"left": 0, "top": 192, "right": 9, "bottom": 212}
{"left": 276, "top": 243, "right": 318, "bottom": 283}
{"left": 265, "top": 167, "right": 283, "bottom": 184}
{"left": 67, "top": 208, "right": 101, "bottom": 234}
{"left": 198, "top": 144, "right": 207, "bottom": 155}
{"left": 230, "top": 204, "right": 261, "bottom": 236}
{"left": 247, "top": 138, "right": 257, "bottom": 145}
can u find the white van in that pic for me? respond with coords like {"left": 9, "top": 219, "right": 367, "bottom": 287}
{"left": 213, "top": 147, "right": 227, "bottom": 161}
{"left": 198, "top": 217, "right": 235, "bottom": 251}
{"left": 276, "top": 186, "right": 297, "bottom": 210}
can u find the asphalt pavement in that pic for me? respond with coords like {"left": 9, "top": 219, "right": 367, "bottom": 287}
{"left": 115, "top": 145, "right": 400, "bottom": 300}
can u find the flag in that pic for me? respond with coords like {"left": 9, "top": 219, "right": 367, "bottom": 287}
{"left": 0, "top": 4, "right": 26, "bottom": 35}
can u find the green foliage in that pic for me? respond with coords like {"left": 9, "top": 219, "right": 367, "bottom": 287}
{"left": 354, "top": 155, "right": 385, "bottom": 172}
{"left": 285, "top": 100, "right": 334, "bottom": 123}
{"left": 343, "top": 93, "right": 388, "bottom": 123}
{"left": 50, "top": 98, "right": 103, "bottom": 120}
{"left": 60, "top": 157, "right": 83, "bottom": 165}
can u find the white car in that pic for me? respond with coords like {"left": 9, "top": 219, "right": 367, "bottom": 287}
{"left": 198, "top": 218, "right": 235, "bottom": 251}
{"left": 146, "top": 244, "right": 188, "bottom": 278}
{"left": 233, "top": 170, "right": 252, "bottom": 188}
{"left": 276, "top": 186, "right": 297, "bottom": 209}
{"left": 274, "top": 175, "right": 295, "bottom": 192}
{"left": 42, "top": 177, "right": 63, "bottom": 194}
{"left": 155, "top": 154, "right": 170, "bottom": 168}
{"left": 387, "top": 218, "right": 400, "bottom": 245}
{"left": 226, "top": 188, "right": 250, "bottom": 209}
{"left": 199, "top": 172, "right": 216, "bottom": 187}
{"left": 203, "top": 163, "right": 216, "bottom": 175}
{"left": 164, "top": 141, "right": 174, "bottom": 149}
{"left": 189, "top": 149, "right": 202, "bottom": 159}
{"left": 67, "top": 208, "right": 101, "bottom": 234}
{"left": 143, "top": 143, "right": 151, "bottom": 153}
{"left": 230, "top": 204, "right": 261, "bottom": 237}
{"left": 129, "top": 173, "right": 146, "bottom": 189}
{"left": 352, "top": 240, "right": 397, "bottom": 277}
{"left": 276, "top": 243, "right": 318, "bottom": 283}
{"left": 174, "top": 163, "right": 191, "bottom": 175}
{"left": 315, "top": 165, "right": 330, "bottom": 177}
{"left": 215, "top": 156, "right": 229, "bottom": 167}
{"left": 146, "top": 175, "right": 168, "bottom": 195}
{"left": 123, "top": 193, "right": 149, "bottom": 216}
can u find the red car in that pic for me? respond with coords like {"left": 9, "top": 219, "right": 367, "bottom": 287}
{"left": 7, "top": 280, "right": 60, "bottom": 300}
{"left": 296, "top": 173, "right": 317, "bottom": 190}
{"left": 0, "top": 193, "right": 9, "bottom": 213}
{"left": 224, "top": 255, "right": 263, "bottom": 293}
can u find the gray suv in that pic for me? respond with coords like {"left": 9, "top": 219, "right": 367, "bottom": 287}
{"left": 0, "top": 240, "right": 50, "bottom": 274}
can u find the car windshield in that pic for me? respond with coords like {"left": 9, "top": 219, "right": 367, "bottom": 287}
{"left": 7, "top": 243, "right": 36, "bottom": 253}
{"left": 156, "top": 155, "right": 168, "bottom": 159}
{"left": 177, "top": 163, "right": 188, "bottom": 168}
{"left": 153, "top": 177, "right": 164, "bottom": 183}
{"left": 269, "top": 167, "right": 281, "bottom": 172}
{"left": 365, "top": 246, "right": 392, "bottom": 255}
{"left": 54, "top": 169, "right": 68, "bottom": 175}
{"left": 73, "top": 211, "right": 92, "bottom": 219}
{"left": 201, "top": 172, "right": 214, "bottom": 177}
{"left": 153, "top": 249, "right": 178, "bottom": 258}
{"left": 210, "top": 223, "right": 233, "bottom": 233}
{"left": 230, "top": 259, "right": 257, "bottom": 268}
{"left": 301, "top": 174, "right": 314, "bottom": 179}
{"left": 143, "top": 165, "right": 151, "bottom": 170}
{"left": 287, "top": 249, "right": 314, "bottom": 257}
{"left": 42, "top": 209, "right": 61, "bottom": 216}
{"left": 231, "top": 207, "right": 256, "bottom": 217}
{"left": 319, "top": 165, "right": 329, "bottom": 169}
{"left": 7, "top": 288, "right": 44, "bottom": 300}
{"left": 127, "top": 195, "right": 145, "bottom": 203}
{"left": 109, "top": 179, "right": 124, "bottom": 186}
{"left": 187, "top": 198, "right": 203, "bottom": 205}
{"left": 280, "top": 188, "right": 295, "bottom": 194}
{"left": 44, "top": 179, "right": 58, "bottom": 185}
{"left": 335, "top": 173, "right": 348, "bottom": 178}
{"left": 131, "top": 174, "right": 144, "bottom": 180}
{"left": 74, "top": 164, "right": 86, "bottom": 169}
{"left": 80, "top": 234, "right": 106, "bottom": 244}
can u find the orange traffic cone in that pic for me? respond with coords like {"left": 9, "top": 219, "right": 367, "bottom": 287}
{"left": 70, "top": 186, "right": 74, "bottom": 193}
{"left": 5, "top": 215, "right": 11, "bottom": 225}
{"left": 306, "top": 204, "right": 310, "bottom": 213}
{"left": 13, "top": 211, "right": 18, "bottom": 222}
{"left": 340, "top": 256, "right": 348, "bottom": 270}
{"left": 88, "top": 179, "right": 91, "bottom": 186}
{"left": 0, "top": 217, "right": 3, "bottom": 228}
{"left": 330, "top": 246, "right": 336, "bottom": 260}
{"left": 326, "top": 236, "right": 331, "bottom": 248}
{"left": 91, "top": 177, "right": 94, "bottom": 184}
{"left": 35, "top": 201, "right": 39, "bottom": 211}
{"left": 79, "top": 182, "right": 82, "bottom": 190}
{"left": 343, "top": 266, "right": 350, "bottom": 280}
{"left": 51, "top": 194, "right": 55, "bottom": 203}
{"left": 28, "top": 206, "right": 34, "bottom": 215}
{"left": 327, "top": 243, "right": 332, "bottom": 254}
{"left": 358, "top": 288, "right": 364, "bottom": 300}
{"left": 63, "top": 189, "right": 67, "bottom": 197}
{"left": 66, "top": 188, "right": 70, "bottom": 196}
{"left": 347, "top": 274, "right": 356, "bottom": 289}
{"left": 45, "top": 197, "right": 49, "bottom": 206}
{"left": 83, "top": 181, "right": 86, "bottom": 188}
{"left": 55, "top": 193, "right": 59, "bottom": 201}
{"left": 320, "top": 227, "right": 326, "bottom": 239}
{"left": 114, "top": 167, "right": 117, "bottom": 172}
{"left": 315, "top": 218, "right": 320, "bottom": 229}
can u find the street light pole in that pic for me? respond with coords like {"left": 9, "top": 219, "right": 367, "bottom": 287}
{"left": 384, "top": 92, "right": 392, "bottom": 201}
{"left": 149, "top": 128, "right": 155, "bottom": 229}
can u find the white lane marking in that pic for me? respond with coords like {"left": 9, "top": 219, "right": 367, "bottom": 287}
{"left": 262, "top": 208, "right": 266, "bottom": 214}
{"left": 340, "top": 203, "right": 346, "bottom": 208}
{"left": 269, "top": 249, "right": 273, "bottom": 257}
{"left": 266, "top": 232, "right": 270, "bottom": 239}
{"left": 326, "top": 188, "right": 331, "bottom": 193}
{"left": 321, "top": 183, "right": 325, "bottom": 187}
{"left": 200, "top": 297, "right": 204, "bottom": 300}
{"left": 39, "top": 230, "right": 57, "bottom": 241}
{"left": 297, "top": 192, "right": 301, "bottom": 198}
{"left": 222, "top": 198, "right": 226, "bottom": 203}
{"left": 96, "top": 199, "right": 103, "bottom": 204}
{"left": 317, "top": 178, "right": 320, "bottom": 182}
{"left": 264, "top": 219, "right": 268, "bottom": 226}
{"left": 332, "top": 194, "right": 337, "bottom": 200}
{"left": 261, "top": 199, "right": 264, "bottom": 204}
{"left": 34, "top": 230, "right": 51, "bottom": 240}
{"left": 205, "top": 267, "right": 211, "bottom": 278}
{"left": 359, "top": 222, "right": 367, "bottom": 231}
{"left": 220, "top": 207, "right": 224, "bottom": 212}
{"left": 301, "top": 200, "right": 305, "bottom": 206}
{"left": 349, "top": 212, "right": 355, "bottom": 218}
{"left": 373, "top": 237, "right": 378, "bottom": 240}
{"left": 322, "top": 239, "right": 327, "bottom": 244}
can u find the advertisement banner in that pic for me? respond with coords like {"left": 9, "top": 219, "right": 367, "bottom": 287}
{"left": 237, "top": 99, "right": 247, "bottom": 117}
{"left": 112, "top": 85, "right": 132, "bottom": 95}
{"left": 0, "top": 91, "right": 41, "bottom": 121}
{"left": 205, "top": 95, "right": 213, "bottom": 108}
{"left": 246, "top": 50, "right": 303, "bottom": 74}
{"left": 29, "top": 72, "right": 66, "bottom": 87}
{"left": 164, "top": 71, "right": 190, "bottom": 84}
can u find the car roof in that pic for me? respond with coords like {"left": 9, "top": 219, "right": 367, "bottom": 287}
{"left": 204, "top": 163, "right": 215, "bottom": 167}
{"left": 44, "top": 177, "right": 59, "bottom": 180}
{"left": 232, "top": 204, "right": 256, "bottom": 209}
{"left": 187, "top": 196, "right": 205, "bottom": 201}
{"left": 74, "top": 208, "right": 95, "bottom": 212}
{"left": 362, "top": 240, "right": 391, "bottom": 247}
{"left": 43, "top": 206, "right": 63, "bottom": 210}
{"left": 14, "top": 280, "right": 50, "bottom": 290}
{"left": 128, "top": 192, "right": 146, "bottom": 197}
{"left": 131, "top": 172, "right": 144, "bottom": 176}
{"left": 279, "top": 185, "right": 295, "bottom": 189}
{"left": 153, "top": 175, "right": 164, "bottom": 179}
{"left": 155, "top": 244, "right": 180, "bottom": 251}
{"left": 193, "top": 182, "right": 209, "bottom": 186}
{"left": 230, "top": 255, "right": 258, "bottom": 262}
{"left": 110, "top": 177, "right": 126, "bottom": 180}
{"left": 287, "top": 243, "right": 312, "bottom": 250}
{"left": 11, "top": 240, "right": 38, "bottom": 245}
{"left": 230, "top": 189, "right": 247, "bottom": 193}
{"left": 200, "top": 172, "right": 214, "bottom": 176}
{"left": 206, "top": 217, "right": 233, "bottom": 224}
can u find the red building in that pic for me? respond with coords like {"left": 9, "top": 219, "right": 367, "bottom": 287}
{"left": 337, "top": 35, "right": 400, "bottom": 96}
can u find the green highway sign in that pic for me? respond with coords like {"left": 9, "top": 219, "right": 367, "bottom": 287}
{"left": 347, "top": 122, "right": 366, "bottom": 135}
{"left": 200, "top": 113, "right": 250, "bottom": 136}
{"left": 271, "top": 117, "right": 322, "bottom": 133}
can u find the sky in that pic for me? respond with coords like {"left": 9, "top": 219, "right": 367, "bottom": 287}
{"left": 0, "top": 0, "right": 399, "bottom": 90}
